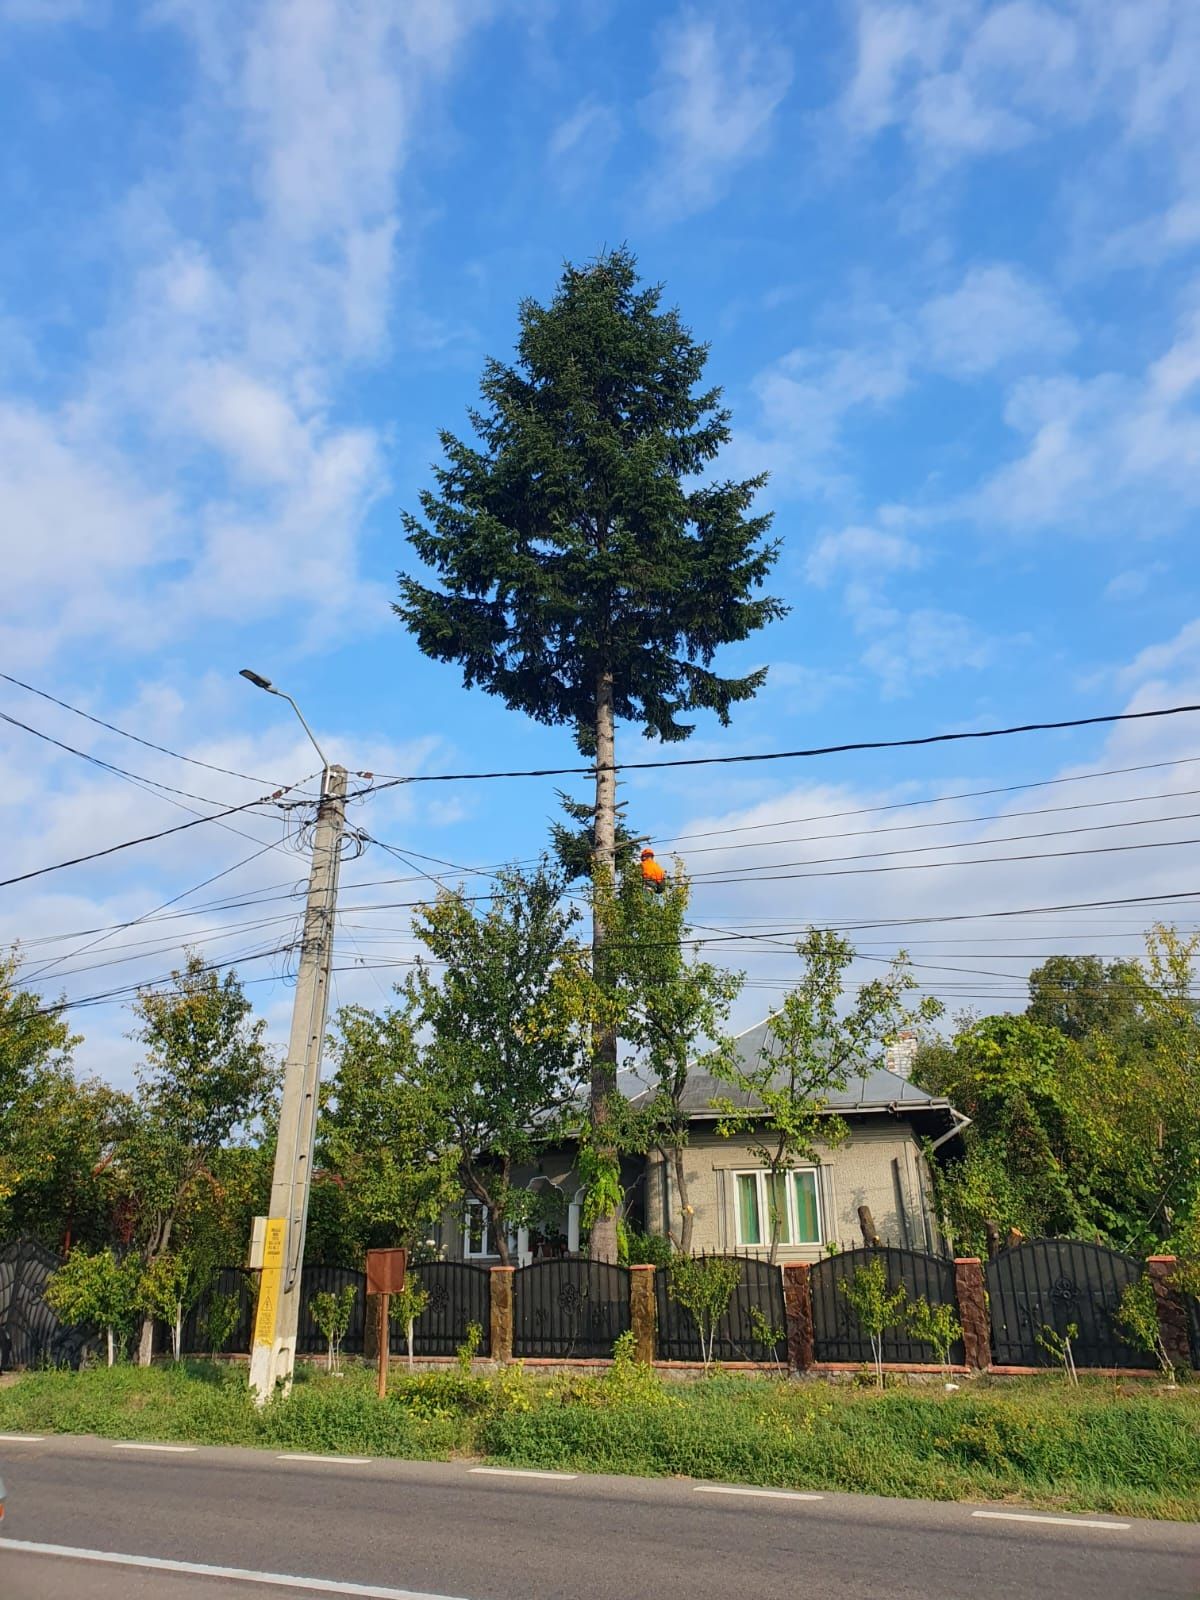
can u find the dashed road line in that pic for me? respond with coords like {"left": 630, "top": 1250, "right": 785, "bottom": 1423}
{"left": 278, "top": 1454, "right": 372, "bottom": 1465}
{"left": 0, "top": 1538, "right": 469, "bottom": 1599}
{"left": 0, "top": 1434, "right": 44, "bottom": 1443}
{"left": 468, "top": 1466, "right": 577, "bottom": 1481}
{"left": 971, "top": 1511, "right": 1130, "bottom": 1531}
{"left": 111, "top": 1442, "right": 197, "bottom": 1453}
{"left": 694, "top": 1485, "right": 824, "bottom": 1502}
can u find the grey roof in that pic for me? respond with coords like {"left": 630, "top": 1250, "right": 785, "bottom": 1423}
{"left": 630, "top": 1015, "right": 954, "bottom": 1120}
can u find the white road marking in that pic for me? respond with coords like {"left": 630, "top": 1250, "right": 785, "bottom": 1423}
{"left": 694, "top": 1485, "right": 824, "bottom": 1502}
{"left": 277, "top": 1454, "right": 372, "bottom": 1465}
{"left": 971, "top": 1511, "right": 1131, "bottom": 1531}
{"left": 468, "top": 1466, "right": 577, "bottom": 1480}
{"left": 0, "top": 1539, "right": 469, "bottom": 1599}
{"left": 111, "top": 1442, "right": 197, "bottom": 1453}
{"left": 0, "top": 1434, "right": 44, "bottom": 1443}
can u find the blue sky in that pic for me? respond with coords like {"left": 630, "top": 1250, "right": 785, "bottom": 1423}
{"left": 3, "top": 0, "right": 1200, "bottom": 1085}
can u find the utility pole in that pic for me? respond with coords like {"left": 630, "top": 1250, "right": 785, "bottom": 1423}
{"left": 239, "top": 671, "right": 348, "bottom": 1403}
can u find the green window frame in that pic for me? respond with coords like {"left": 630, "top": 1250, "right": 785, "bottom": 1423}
{"left": 732, "top": 1168, "right": 823, "bottom": 1248}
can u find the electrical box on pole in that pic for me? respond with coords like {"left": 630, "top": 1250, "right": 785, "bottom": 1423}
{"left": 249, "top": 764, "right": 348, "bottom": 1403}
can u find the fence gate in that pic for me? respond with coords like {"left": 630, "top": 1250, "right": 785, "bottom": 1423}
{"left": 0, "top": 1237, "right": 89, "bottom": 1370}
{"left": 985, "top": 1239, "right": 1153, "bottom": 1369}
{"left": 513, "top": 1257, "right": 630, "bottom": 1358}
{"left": 400, "top": 1262, "right": 491, "bottom": 1357}
{"left": 809, "top": 1246, "right": 963, "bottom": 1366}
{"left": 656, "top": 1254, "right": 787, "bottom": 1363}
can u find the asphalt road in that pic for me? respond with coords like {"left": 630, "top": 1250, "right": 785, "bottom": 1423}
{"left": 1, "top": 1433, "right": 1197, "bottom": 1600}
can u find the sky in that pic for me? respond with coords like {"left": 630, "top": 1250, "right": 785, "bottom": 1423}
{"left": 3, "top": 0, "right": 1200, "bottom": 1088}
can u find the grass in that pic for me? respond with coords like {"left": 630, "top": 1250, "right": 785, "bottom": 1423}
{"left": 1, "top": 1361, "right": 1197, "bottom": 1521}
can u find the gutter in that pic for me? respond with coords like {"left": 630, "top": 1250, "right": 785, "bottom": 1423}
{"left": 927, "top": 1110, "right": 972, "bottom": 1153}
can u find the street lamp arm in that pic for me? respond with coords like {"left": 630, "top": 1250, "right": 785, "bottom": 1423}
{"left": 239, "top": 667, "right": 329, "bottom": 773}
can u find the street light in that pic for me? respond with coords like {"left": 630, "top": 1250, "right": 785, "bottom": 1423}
{"left": 239, "top": 667, "right": 329, "bottom": 777}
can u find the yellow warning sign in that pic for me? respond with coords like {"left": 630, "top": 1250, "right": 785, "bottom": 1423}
{"left": 252, "top": 1217, "right": 286, "bottom": 1348}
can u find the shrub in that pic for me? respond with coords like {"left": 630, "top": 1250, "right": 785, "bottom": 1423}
{"left": 45, "top": 1248, "right": 140, "bottom": 1367}
{"left": 204, "top": 1293, "right": 242, "bottom": 1358}
{"left": 840, "top": 1257, "right": 907, "bottom": 1388}
{"left": 668, "top": 1256, "right": 742, "bottom": 1368}
{"left": 309, "top": 1285, "right": 358, "bottom": 1373}
{"left": 1117, "top": 1277, "right": 1175, "bottom": 1380}
{"left": 906, "top": 1296, "right": 963, "bottom": 1382}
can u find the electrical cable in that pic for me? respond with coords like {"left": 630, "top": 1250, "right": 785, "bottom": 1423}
{"left": 353, "top": 701, "right": 1200, "bottom": 787}
{"left": 1, "top": 672, "right": 290, "bottom": 788}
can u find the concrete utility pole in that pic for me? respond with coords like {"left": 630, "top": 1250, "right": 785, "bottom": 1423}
{"left": 239, "top": 670, "right": 348, "bottom": 1403}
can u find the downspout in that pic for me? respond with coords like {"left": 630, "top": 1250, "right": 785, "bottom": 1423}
{"left": 928, "top": 1110, "right": 971, "bottom": 1154}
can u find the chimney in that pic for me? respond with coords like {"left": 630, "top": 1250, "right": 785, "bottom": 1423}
{"left": 885, "top": 1028, "right": 917, "bottom": 1078}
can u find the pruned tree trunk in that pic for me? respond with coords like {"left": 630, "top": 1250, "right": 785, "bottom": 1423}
{"left": 173, "top": 1303, "right": 182, "bottom": 1363}
{"left": 106, "top": 1326, "right": 115, "bottom": 1368}
{"left": 858, "top": 1206, "right": 882, "bottom": 1248}
{"left": 589, "top": 666, "right": 620, "bottom": 1264}
{"left": 406, "top": 1320, "right": 415, "bottom": 1370}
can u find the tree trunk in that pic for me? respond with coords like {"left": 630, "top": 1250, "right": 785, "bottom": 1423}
{"left": 173, "top": 1304, "right": 182, "bottom": 1362}
{"left": 589, "top": 665, "right": 620, "bottom": 1263}
{"left": 136, "top": 1316, "right": 155, "bottom": 1367}
{"left": 106, "top": 1326, "right": 114, "bottom": 1368}
{"left": 406, "top": 1319, "right": 415, "bottom": 1370}
{"left": 671, "top": 1146, "right": 693, "bottom": 1256}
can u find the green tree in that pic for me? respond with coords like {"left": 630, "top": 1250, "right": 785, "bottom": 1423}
{"left": 396, "top": 249, "right": 783, "bottom": 1258}
{"left": 841, "top": 1256, "right": 908, "bottom": 1388}
{"left": 713, "top": 930, "right": 940, "bottom": 1262}
{"left": 914, "top": 1014, "right": 1102, "bottom": 1254}
{"left": 601, "top": 860, "right": 742, "bottom": 1254}
{"left": 389, "top": 1273, "right": 431, "bottom": 1370}
{"left": 45, "top": 1246, "right": 140, "bottom": 1367}
{"left": 139, "top": 1252, "right": 201, "bottom": 1363}
{"left": 124, "top": 953, "right": 275, "bottom": 1364}
{"left": 906, "top": 1296, "right": 963, "bottom": 1383}
{"left": 309, "top": 1284, "right": 357, "bottom": 1373}
{"left": 405, "top": 865, "right": 591, "bottom": 1264}
{"left": 204, "top": 1291, "right": 242, "bottom": 1359}
{"left": 1026, "top": 954, "right": 1143, "bottom": 1041}
{"left": 312, "top": 1005, "right": 458, "bottom": 1265}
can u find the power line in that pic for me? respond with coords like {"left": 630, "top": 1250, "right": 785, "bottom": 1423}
{"left": 0, "top": 793, "right": 294, "bottom": 890}
{"left": 357, "top": 701, "right": 1200, "bottom": 787}
{"left": 684, "top": 804, "right": 1200, "bottom": 880}
{"left": 1, "top": 672, "right": 287, "bottom": 788}
{"left": 0, "top": 710, "right": 255, "bottom": 809}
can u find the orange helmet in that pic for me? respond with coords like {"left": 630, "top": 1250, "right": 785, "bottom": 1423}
{"left": 640, "top": 848, "right": 655, "bottom": 859}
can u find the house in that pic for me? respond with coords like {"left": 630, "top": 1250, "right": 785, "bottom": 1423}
{"left": 434, "top": 1017, "right": 967, "bottom": 1264}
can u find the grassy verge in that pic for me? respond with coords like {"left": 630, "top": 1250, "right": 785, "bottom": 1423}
{"left": 1, "top": 1361, "right": 1197, "bottom": 1521}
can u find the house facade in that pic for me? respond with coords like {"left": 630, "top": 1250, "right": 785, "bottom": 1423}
{"left": 433, "top": 1017, "right": 966, "bottom": 1265}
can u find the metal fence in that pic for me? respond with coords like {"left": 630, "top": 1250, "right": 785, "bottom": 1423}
{"left": 655, "top": 1254, "right": 787, "bottom": 1363}
{"left": 1187, "top": 1290, "right": 1200, "bottom": 1372}
{"left": 810, "top": 1245, "right": 964, "bottom": 1366}
{"left": 513, "top": 1257, "right": 630, "bottom": 1358}
{"left": 0, "top": 1237, "right": 89, "bottom": 1370}
{"left": 393, "top": 1262, "right": 491, "bottom": 1357}
{"left": 180, "top": 1267, "right": 259, "bottom": 1356}
{"left": 985, "top": 1239, "right": 1154, "bottom": 1369}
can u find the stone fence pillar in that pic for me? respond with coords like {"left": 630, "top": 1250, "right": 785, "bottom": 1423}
{"left": 490, "top": 1266, "right": 514, "bottom": 1364}
{"left": 781, "top": 1262, "right": 813, "bottom": 1374}
{"left": 1146, "top": 1256, "right": 1190, "bottom": 1370}
{"left": 629, "top": 1265, "right": 657, "bottom": 1363}
{"left": 954, "top": 1257, "right": 990, "bottom": 1371}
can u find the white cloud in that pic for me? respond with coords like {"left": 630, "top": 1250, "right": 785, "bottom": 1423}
{"left": 806, "top": 525, "right": 922, "bottom": 587}
{"left": 641, "top": 11, "right": 792, "bottom": 220}
{"left": 860, "top": 608, "right": 993, "bottom": 698}
{"left": 1104, "top": 563, "right": 1167, "bottom": 601}
{"left": 919, "top": 264, "right": 1075, "bottom": 376}
{"left": 548, "top": 98, "right": 620, "bottom": 188}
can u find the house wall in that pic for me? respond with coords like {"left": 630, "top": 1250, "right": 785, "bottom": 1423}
{"left": 644, "top": 1119, "right": 941, "bottom": 1262}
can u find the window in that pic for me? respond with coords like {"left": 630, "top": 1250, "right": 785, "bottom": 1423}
{"left": 462, "top": 1200, "right": 517, "bottom": 1259}
{"left": 463, "top": 1199, "right": 491, "bottom": 1258}
{"left": 733, "top": 1168, "right": 822, "bottom": 1248}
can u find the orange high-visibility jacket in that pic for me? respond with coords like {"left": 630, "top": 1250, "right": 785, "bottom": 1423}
{"left": 640, "top": 850, "right": 666, "bottom": 889}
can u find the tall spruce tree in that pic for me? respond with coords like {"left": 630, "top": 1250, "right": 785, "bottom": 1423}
{"left": 396, "top": 249, "right": 783, "bottom": 1258}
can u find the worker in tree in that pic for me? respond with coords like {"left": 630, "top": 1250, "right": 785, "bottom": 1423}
{"left": 640, "top": 847, "right": 666, "bottom": 892}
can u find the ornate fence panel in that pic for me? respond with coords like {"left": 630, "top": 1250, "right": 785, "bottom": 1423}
{"left": 0, "top": 1237, "right": 90, "bottom": 1370}
{"left": 810, "top": 1246, "right": 963, "bottom": 1366}
{"left": 513, "top": 1257, "right": 630, "bottom": 1358}
{"left": 295, "top": 1266, "right": 367, "bottom": 1357}
{"left": 392, "top": 1262, "right": 491, "bottom": 1357}
{"left": 985, "top": 1240, "right": 1154, "bottom": 1369}
{"left": 180, "top": 1268, "right": 259, "bottom": 1356}
{"left": 656, "top": 1254, "right": 787, "bottom": 1363}
{"left": 1187, "top": 1291, "right": 1200, "bottom": 1371}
